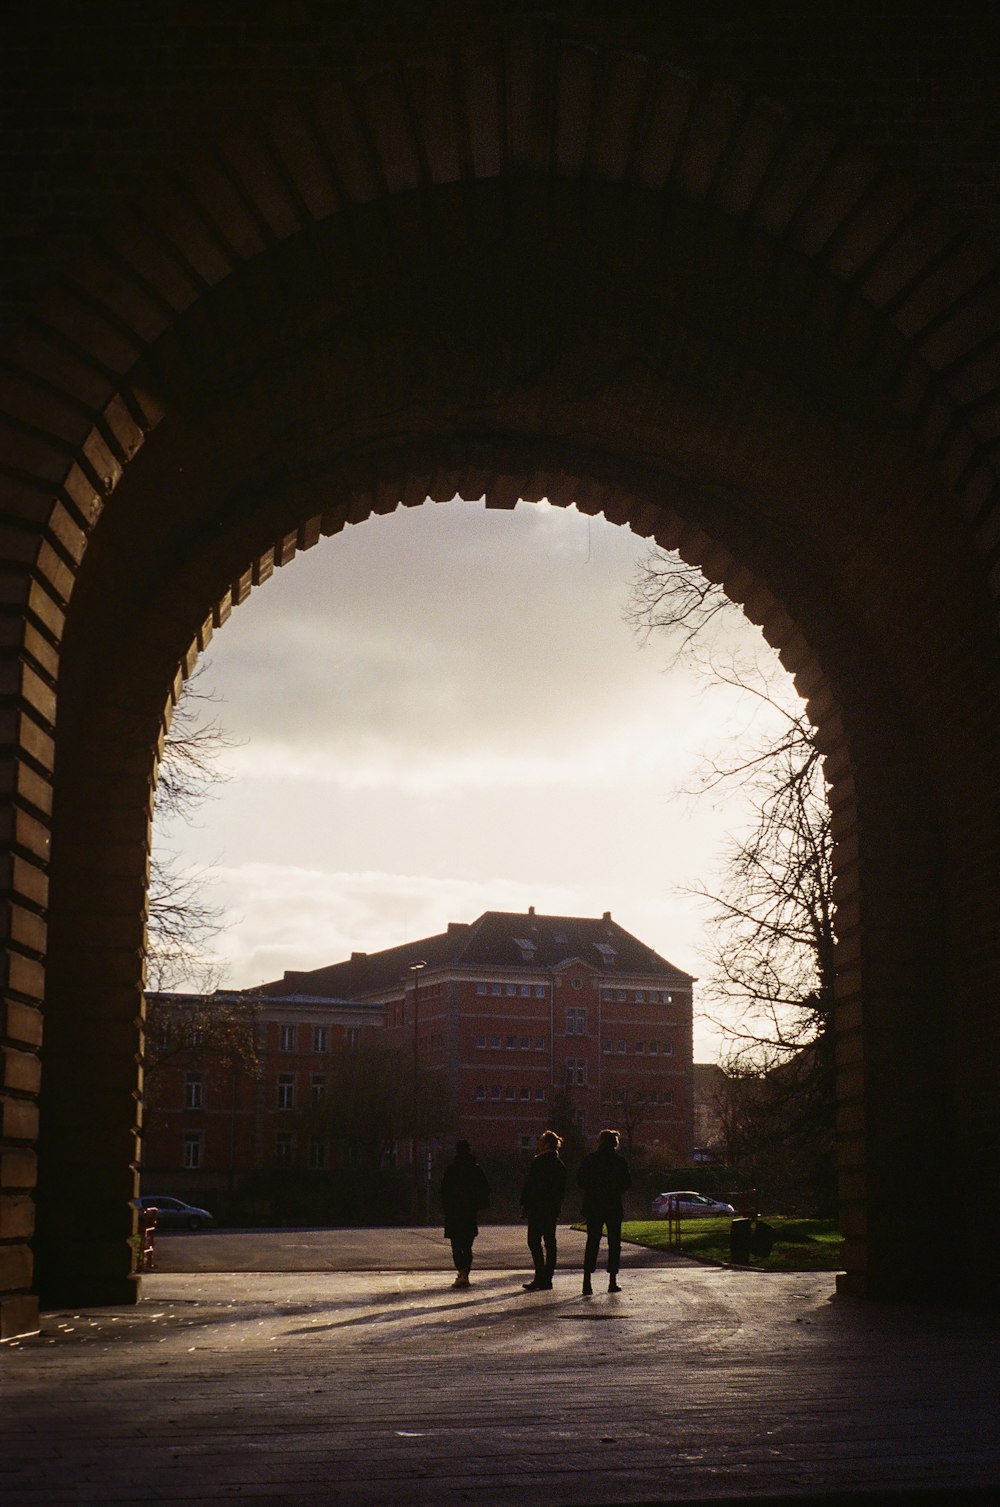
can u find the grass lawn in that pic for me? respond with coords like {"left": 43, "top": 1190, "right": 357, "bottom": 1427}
{"left": 620, "top": 1216, "right": 844, "bottom": 1272}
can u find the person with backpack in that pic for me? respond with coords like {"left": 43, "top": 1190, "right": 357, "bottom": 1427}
{"left": 576, "top": 1127, "right": 632, "bottom": 1295}
{"left": 440, "top": 1139, "right": 491, "bottom": 1288}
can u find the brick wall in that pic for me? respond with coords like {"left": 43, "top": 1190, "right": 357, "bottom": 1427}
{"left": 2, "top": 2, "right": 999, "bottom": 1337}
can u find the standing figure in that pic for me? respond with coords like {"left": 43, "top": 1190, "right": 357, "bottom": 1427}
{"left": 520, "top": 1130, "right": 567, "bottom": 1291}
{"left": 440, "top": 1139, "right": 491, "bottom": 1288}
{"left": 576, "top": 1127, "right": 632, "bottom": 1295}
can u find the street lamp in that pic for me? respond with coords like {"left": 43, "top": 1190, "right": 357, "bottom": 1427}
{"left": 408, "top": 960, "right": 427, "bottom": 1222}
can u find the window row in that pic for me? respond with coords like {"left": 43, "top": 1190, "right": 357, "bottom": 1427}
{"left": 179, "top": 1130, "right": 389, "bottom": 1173}
{"left": 276, "top": 1073, "right": 332, "bottom": 1110}
{"left": 603, "top": 1039, "right": 673, "bottom": 1056}
{"left": 476, "top": 982, "right": 549, "bottom": 998}
{"left": 276, "top": 1024, "right": 361, "bottom": 1053}
{"left": 475, "top": 1085, "right": 548, "bottom": 1102}
{"left": 603, "top": 1088, "right": 675, "bottom": 1106}
{"left": 601, "top": 988, "right": 673, "bottom": 1004}
{"left": 475, "top": 1033, "right": 547, "bottom": 1050}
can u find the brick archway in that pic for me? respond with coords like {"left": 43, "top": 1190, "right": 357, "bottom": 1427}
{"left": 2, "top": 9, "right": 999, "bottom": 1338}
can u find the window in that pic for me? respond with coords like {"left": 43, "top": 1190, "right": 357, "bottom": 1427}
{"left": 506, "top": 1086, "right": 515, "bottom": 1101}
{"left": 520, "top": 984, "right": 531, "bottom": 997}
{"left": 309, "top": 1137, "right": 327, "bottom": 1171}
{"left": 618, "top": 1040, "right": 626, "bottom": 1054}
{"left": 571, "top": 977, "right": 583, "bottom": 990}
{"left": 615, "top": 989, "right": 626, "bottom": 1002}
{"left": 520, "top": 1086, "right": 530, "bottom": 1101}
{"left": 490, "top": 982, "right": 501, "bottom": 996}
{"left": 475, "top": 1034, "right": 486, "bottom": 1048}
{"left": 279, "top": 1023, "right": 295, "bottom": 1052}
{"left": 636, "top": 1041, "right": 646, "bottom": 1054}
{"left": 506, "top": 1034, "right": 516, "bottom": 1049}
{"left": 534, "top": 986, "right": 546, "bottom": 999}
{"left": 565, "top": 1007, "right": 586, "bottom": 1036}
{"left": 310, "top": 1074, "right": 327, "bottom": 1105}
{"left": 565, "top": 1057, "right": 587, "bottom": 1086}
{"left": 650, "top": 1041, "right": 659, "bottom": 1055}
{"left": 602, "top": 1039, "right": 612, "bottom": 1054}
{"left": 520, "top": 1035, "right": 530, "bottom": 1049}
{"left": 476, "top": 981, "right": 487, "bottom": 995}
{"left": 535, "top": 1087, "right": 546, "bottom": 1101}
{"left": 635, "top": 990, "right": 645, "bottom": 1002}
{"left": 276, "top": 1133, "right": 294, "bottom": 1166}
{"left": 345, "top": 1027, "right": 360, "bottom": 1053}
{"left": 313, "top": 1025, "right": 329, "bottom": 1053}
{"left": 519, "top": 1134, "right": 533, "bottom": 1151}
{"left": 662, "top": 1042, "right": 673, "bottom": 1056}
{"left": 184, "top": 1072, "right": 203, "bottom": 1110}
{"left": 490, "top": 1086, "right": 501, "bottom": 1100}
{"left": 277, "top": 1074, "right": 295, "bottom": 1111}
{"left": 183, "top": 1131, "right": 203, "bottom": 1170}
{"left": 506, "top": 983, "right": 516, "bottom": 996}
{"left": 490, "top": 1034, "right": 501, "bottom": 1048}
{"left": 534, "top": 1037, "right": 546, "bottom": 1050}
{"left": 662, "top": 1090, "right": 674, "bottom": 1106}
{"left": 475, "top": 1085, "right": 486, "bottom": 1100}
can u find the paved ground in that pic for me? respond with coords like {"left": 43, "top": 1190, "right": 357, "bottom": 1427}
{"left": 2, "top": 1227, "right": 998, "bottom": 1507}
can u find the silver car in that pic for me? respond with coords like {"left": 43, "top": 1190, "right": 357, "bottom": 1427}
{"left": 136, "top": 1195, "right": 214, "bottom": 1230}
{"left": 652, "top": 1190, "right": 735, "bottom": 1219}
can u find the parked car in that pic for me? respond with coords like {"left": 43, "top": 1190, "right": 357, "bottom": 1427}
{"left": 651, "top": 1190, "right": 735, "bottom": 1219}
{"left": 136, "top": 1195, "right": 214, "bottom": 1231}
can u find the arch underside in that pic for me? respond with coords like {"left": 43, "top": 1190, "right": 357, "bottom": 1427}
{"left": 2, "top": 16, "right": 999, "bottom": 1335}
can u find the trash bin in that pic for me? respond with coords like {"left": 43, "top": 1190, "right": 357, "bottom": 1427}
{"left": 729, "top": 1217, "right": 753, "bottom": 1266}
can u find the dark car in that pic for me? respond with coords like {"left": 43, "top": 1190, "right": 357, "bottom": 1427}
{"left": 136, "top": 1195, "right": 214, "bottom": 1230}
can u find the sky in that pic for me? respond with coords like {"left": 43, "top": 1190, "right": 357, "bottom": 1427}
{"left": 152, "top": 497, "right": 798, "bottom": 1061}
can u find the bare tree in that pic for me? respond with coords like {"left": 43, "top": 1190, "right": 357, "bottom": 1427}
{"left": 627, "top": 547, "right": 836, "bottom": 1204}
{"left": 147, "top": 667, "right": 238, "bottom": 991}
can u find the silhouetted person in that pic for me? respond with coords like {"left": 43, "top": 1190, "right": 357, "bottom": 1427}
{"left": 440, "top": 1139, "right": 491, "bottom": 1288}
{"left": 576, "top": 1127, "right": 632, "bottom": 1295}
{"left": 520, "top": 1130, "right": 567, "bottom": 1290}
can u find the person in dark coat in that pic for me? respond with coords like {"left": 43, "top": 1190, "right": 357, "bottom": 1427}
{"left": 440, "top": 1139, "right": 491, "bottom": 1288}
{"left": 576, "top": 1127, "right": 632, "bottom": 1295}
{"left": 520, "top": 1130, "right": 567, "bottom": 1291}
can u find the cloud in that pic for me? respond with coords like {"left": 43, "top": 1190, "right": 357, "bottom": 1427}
{"left": 158, "top": 497, "right": 799, "bottom": 1066}
{"left": 200, "top": 501, "right": 656, "bottom": 759}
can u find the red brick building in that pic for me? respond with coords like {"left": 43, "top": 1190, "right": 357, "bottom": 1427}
{"left": 141, "top": 992, "right": 385, "bottom": 1200}
{"left": 143, "top": 910, "right": 694, "bottom": 1200}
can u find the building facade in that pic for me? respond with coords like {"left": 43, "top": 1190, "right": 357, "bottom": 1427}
{"left": 143, "top": 910, "right": 694, "bottom": 1198}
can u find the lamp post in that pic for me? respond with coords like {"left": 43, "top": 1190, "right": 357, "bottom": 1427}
{"left": 408, "top": 960, "right": 427, "bottom": 1223}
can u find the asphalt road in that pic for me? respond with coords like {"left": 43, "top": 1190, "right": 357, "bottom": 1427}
{"left": 151, "top": 1222, "right": 684, "bottom": 1273}
{"left": 5, "top": 1227, "right": 998, "bottom": 1506}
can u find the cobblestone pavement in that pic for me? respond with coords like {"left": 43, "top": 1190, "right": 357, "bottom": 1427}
{"left": 2, "top": 1228, "right": 998, "bottom": 1506}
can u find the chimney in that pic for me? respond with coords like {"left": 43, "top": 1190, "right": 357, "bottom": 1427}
{"left": 603, "top": 911, "right": 611, "bottom": 922}
{"left": 350, "top": 951, "right": 367, "bottom": 963}
{"left": 528, "top": 905, "right": 535, "bottom": 917}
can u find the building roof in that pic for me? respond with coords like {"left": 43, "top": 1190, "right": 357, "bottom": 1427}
{"left": 257, "top": 909, "right": 693, "bottom": 1000}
